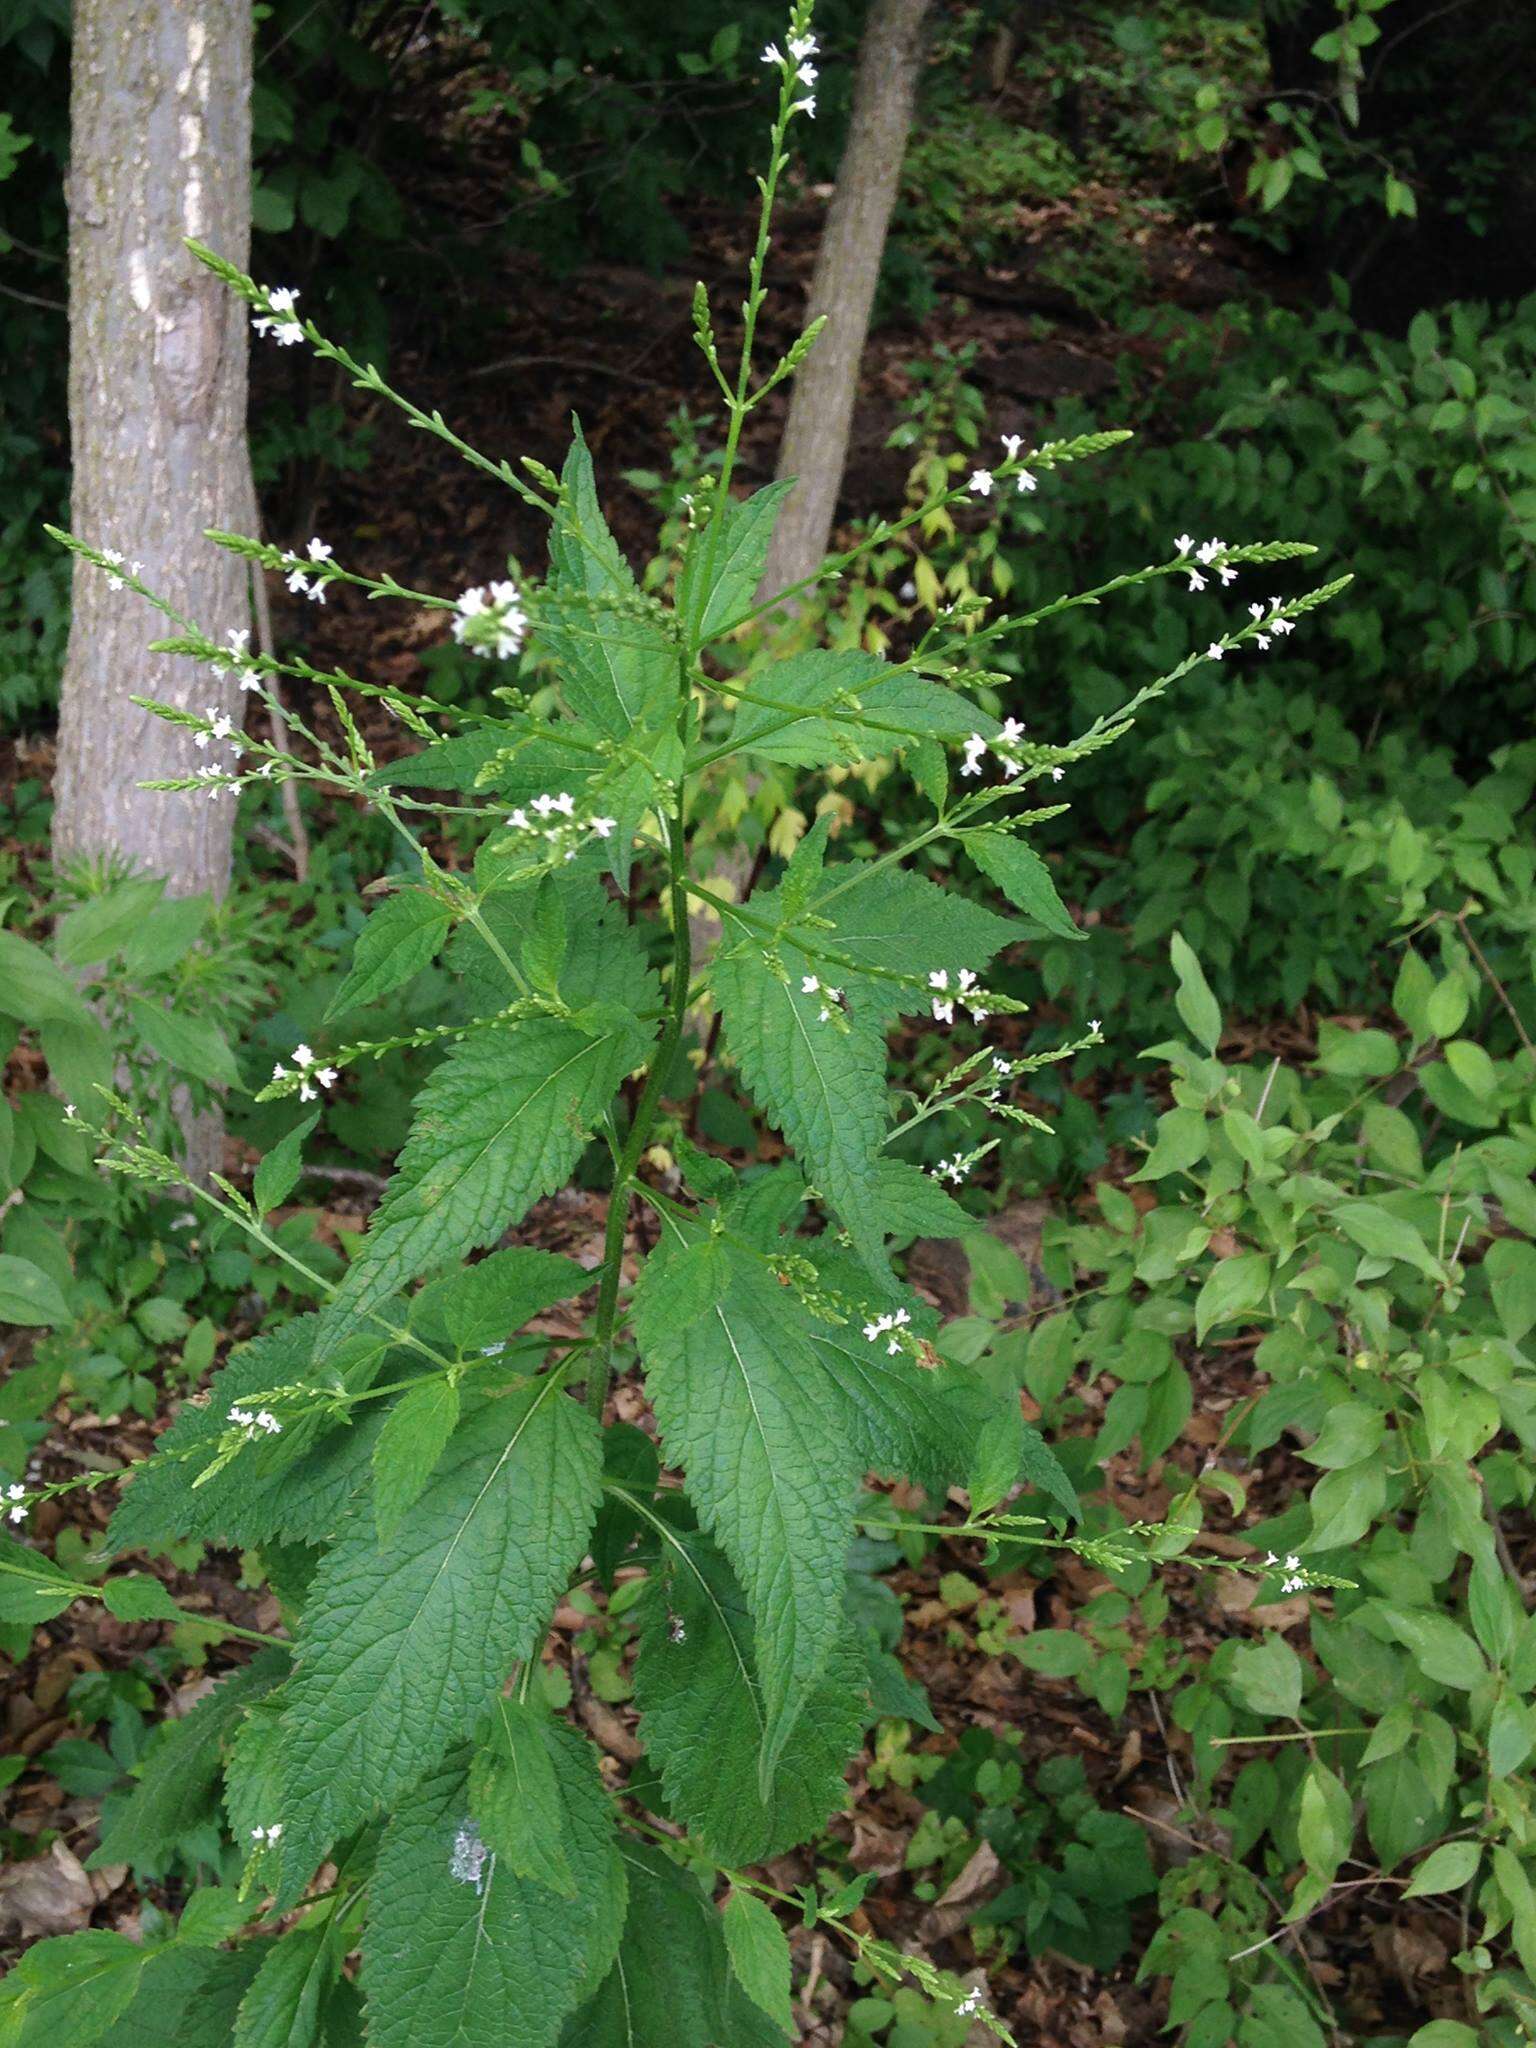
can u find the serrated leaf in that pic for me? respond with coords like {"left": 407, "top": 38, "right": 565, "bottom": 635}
{"left": 633, "top": 1242, "right": 860, "bottom": 1785}
{"left": 233, "top": 1913, "right": 339, "bottom": 2048}
{"left": 101, "top": 1575, "right": 183, "bottom": 1622}
{"left": 92, "top": 1650, "right": 289, "bottom": 1869}
{"left": 410, "top": 1245, "right": 590, "bottom": 1353}
{"left": 272, "top": 1378, "right": 602, "bottom": 1895}
{"left": 325, "top": 889, "right": 454, "bottom": 1022}
{"left": 105, "top": 1318, "right": 396, "bottom": 1554}
{"left": 126, "top": 994, "right": 241, "bottom": 1091}
{"left": 0, "top": 1930, "right": 163, "bottom": 2048}
{"left": 363, "top": 1732, "right": 625, "bottom": 2048}
{"left": 55, "top": 879, "right": 166, "bottom": 967}
{"left": 319, "top": 1013, "right": 647, "bottom": 1352}
{"left": 95, "top": 1945, "right": 265, "bottom": 2048}
{"left": 729, "top": 649, "right": 997, "bottom": 766}
{"left": 253, "top": 1113, "right": 321, "bottom": 1217}
{"left": 468, "top": 1696, "right": 577, "bottom": 1896}
{"left": 721, "top": 1892, "right": 794, "bottom": 2036}
{"left": 559, "top": 1842, "right": 784, "bottom": 2048}
{"left": 0, "top": 1530, "right": 84, "bottom": 1624}
{"left": 371, "top": 1378, "right": 460, "bottom": 1541}
{"left": 965, "top": 830, "right": 1081, "bottom": 938}
{"left": 872, "top": 1159, "right": 972, "bottom": 1239}
{"left": 630, "top": 1526, "right": 864, "bottom": 1865}
{"left": 679, "top": 480, "right": 794, "bottom": 642}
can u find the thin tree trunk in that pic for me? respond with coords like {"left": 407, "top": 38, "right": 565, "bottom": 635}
{"left": 56, "top": 0, "right": 252, "bottom": 890}
{"left": 56, "top": 0, "right": 253, "bottom": 1182}
{"left": 757, "top": 0, "right": 933, "bottom": 606}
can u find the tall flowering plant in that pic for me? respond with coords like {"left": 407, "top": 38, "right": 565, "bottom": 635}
{"left": 9, "top": 9, "right": 1346, "bottom": 2040}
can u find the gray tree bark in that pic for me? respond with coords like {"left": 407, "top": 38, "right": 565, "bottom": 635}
{"left": 757, "top": 0, "right": 933, "bottom": 606}
{"left": 55, "top": 0, "right": 252, "bottom": 894}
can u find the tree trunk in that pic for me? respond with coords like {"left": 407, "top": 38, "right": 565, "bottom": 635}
{"left": 55, "top": 0, "right": 252, "bottom": 892}
{"left": 757, "top": 0, "right": 932, "bottom": 606}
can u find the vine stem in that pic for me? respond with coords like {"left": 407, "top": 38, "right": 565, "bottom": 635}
{"left": 585, "top": 663, "right": 695, "bottom": 1420}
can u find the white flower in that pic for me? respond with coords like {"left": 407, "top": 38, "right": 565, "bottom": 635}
{"left": 1284, "top": 1553, "right": 1301, "bottom": 1570}
{"left": 935, "top": 1155, "right": 968, "bottom": 1184}
{"left": 1187, "top": 570, "right": 1207, "bottom": 593}
{"left": 253, "top": 286, "right": 304, "bottom": 345}
{"left": 1088, "top": 1017, "right": 1102, "bottom": 1033}
{"left": 1000, "top": 433, "right": 1025, "bottom": 460}
{"left": 1196, "top": 537, "right": 1223, "bottom": 566}
{"left": 1282, "top": 1575, "right": 1306, "bottom": 1594}
{"left": 788, "top": 31, "right": 818, "bottom": 60}
{"left": 6, "top": 1484, "right": 26, "bottom": 1526}
{"left": 1249, "top": 603, "right": 1265, "bottom": 620}
{"left": 508, "top": 807, "right": 529, "bottom": 830}
{"left": 961, "top": 733, "right": 988, "bottom": 778}
{"left": 284, "top": 567, "right": 313, "bottom": 600}
{"left": 250, "top": 1821, "right": 285, "bottom": 1845}
{"left": 1205, "top": 643, "right": 1225, "bottom": 661}
{"left": 998, "top": 717, "right": 1026, "bottom": 747}
{"left": 932, "top": 998, "right": 955, "bottom": 1024}
{"left": 314, "top": 1067, "right": 337, "bottom": 1090}
{"left": 1264, "top": 1551, "right": 1279, "bottom": 1567}
{"left": 452, "top": 578, "right": 527, "bottom": 661}
{"left": 1015, "top": 470, "right": 1037, "bottom": 493}
{"left": 590, "top": 816, "right": 616, "bottom": 839}
{"left": 956, "top": 969, "right": 978, "bottom": 992}
{"left": 293, "top": 1044, "right": 315, "bottom": 1068}
{"left": 929, "top": 970, "right": 949, "bottom": 990}
{"left": 1051, "top": 765, "right": 1065, "bottom": 782}
{"left": 968, "top": 469, "right": 995, "bottom": 497}
{"left": 802, "top": 975, "right": 821, "bottom": 995}
{"left": 1217, "top": 563, "right": 1238, "bottom": 587}
{"left": 797, "top": 61, "right": 817, "bottom": 86}
{"left": 793, "top": 95, "right": 816, "bottom": 117}
{"left": 1256, "top": 633, "right": 1271, "bottom": 650}
{"left": 101, "top": 547, "right": 124, "bottom": 566}
{"left": 1173, "top": 533, "right": 1194, "bottom": 555}
{"left": 760, "top": 40, "right": 783, "bottom": 64}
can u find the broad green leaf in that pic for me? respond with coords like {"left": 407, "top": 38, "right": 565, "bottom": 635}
{"left": 0, "top": 930, "right": 94, "bottom": 1027}
{"left": 1364, "top": 1750, "right": 1441, "bottom": 1869}
{"left": 325, "top": 888, "right": 454, "bottom": 1021}
{"left": 1487, "top": 1238, "right": 1536, "bottom": 1345}
{"left": 233, "top": 1913, "right": 340, "bottom": 2048}
{"left": 253, "top": 1112, "right": 321, "bottom": 1217}
{"left": 126, "top": 994, "right": 241, "bottom": 1091}
{"left": 106, "top": 1318, "right": 396, "bottom": 1554}
{"left": 54, "top": 879, "right": 167, "bottom": 967}
{"left": 121, "top": 894, "right": 209, "bottom": 978}
{"left": 0, "top": 1930, "right": 161, "bottom": 2048}
{"left": 1376, "top": 1606, "right": 1485, "bottom": 1690}
{"left": 1130, "top": 1105, "right": 1207, "bottom": 1182}
{"left": 0, "top": 1252, "right": 70, "bottom": 1326}
{"left": 1295, "top": 1760, "right": 1352, "bottom": 1889}
{"left": 371, "top": 1378, "right": 460, "bottom": 1541}
{"left": 1403, "top": 1840, "right": 1480, "bottom": 1898}
{"left": 679, "top": 479, "right": 793, "bottom": 641}
{"left": 468, "top": 1696, "right": 577, "bottom": 1896}
{"left": 39, "top": 1013, "right": 115, "bottom": 1112}
{"left": 729, "top": 649, "right": 999, "bottom": 766}
{"left": 95, "top": 1945, "right": 265, "bottom": 2047}
{"left": 409, "top": 1245, "right": 589, "bottom": 1354}
{"left": 1333, "top": 1199, "right": 1441, "bottom": 1278}
{"left": 1013, "top": 1630, "right": 1093, "bottom": 1678}
{"left": 0, "top": 1530, "right": 83, "bottom": 1624}
{"left": 92, "top": 1650, "right": 289, "bottom": 1869}
{"left": 1227, "top": 1634, "right": 1303, "bottom": 1718}
{"left": 721, "top": 1891, "right": 794, "bottom": 2036}
{"left": 540, "top": 424, "right": 677, "bottom": 737}
{"left": 560, "top": 1841, "right": 784, "bottom": 2048}
{"left": 320, "top": 1012, "right": 647, "bottom": 1350}
{"left": 716, "top": 945, "right": 889, "bottom": 1278}
{"left": 272, "top": 1378, "right": 602, "bottom": 1895}
{"left": 871, "top": 1159, "right": 972, "bottom": 1239}
{"left": 634, "top": 1243, "right": 861, "bottom": 1784}
{"left": 1315, "top": 1023, "right": 1398, "bottom": 1078}
{"left": 1169, "top": 931, "right": 1221, "bottom": 1053}
{"left": 630, "top": 1526, "right": 864, "bottom": 1865}
{"left": 102, "top": 1575, "right": 183, "bottom": 1622}
{"left": 1194, "top": 1251, "right": 1270, "bottom": 1342}
{"left": 964, "top": 830, "right": 1082, "bottom": 938}
{"left": 363, "top": 1735, "right": 625, "bottom": 2048}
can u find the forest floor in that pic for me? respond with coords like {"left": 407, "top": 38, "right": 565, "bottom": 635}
{"left": 0, "top": 84, "right": 1448, "bottom": 2046}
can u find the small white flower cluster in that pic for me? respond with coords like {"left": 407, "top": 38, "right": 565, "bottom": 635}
{"left": 762, "top": 30, "right": 818, "bottom": 115}
{"left": 452, "top": 578, "right": 528, "bottom": 662}
{"left": 283, "top": 536, "right": 335, "bottom": 605}
{"left": 955, "top": 1987, "right": 988, "bottom": 2019}
{"left": 800, "top": 973, "right": 843, "bottom": 1023}
{"left": 252, "top": 286, "right": 304, "bottom": 346}
{"left": 961, "top": 716, "right": 1029, "bottom": 784}
{"left": 970, "top": 435, "right": 1038, "bottom": 500}
{"left": 6, "top": 1483, "right": 27, "bottom": 1527}
{"left": 1247, "top": 598, "right": 1297, "bottom": 653}
{"left": 208, "top": 625, "right": 262, "bottom": 693}
{"left": 193, "top": 706, "right": 241, "bottom": 754}
{"left": 935, "top": 1153, "right": 970, "bottom": 1185}
{"left": 229, "top": 1403, "right": 282, "bottom": 1439}
{"left": 98, "top": 547, "right": 143, "bottom": 593}
{"left": 249, "top": 1822, "right": 284, "bottom": 1846}
{"left": 930, "top": 968, "right": 988, "bottom": 1027}
{"left": 862, "top": 1306, "right": 912, "bottom": 1356}
{"left": 505, "top": 793, "right": 616, "bottom": 864}
{"left": 1264, "top": 1549, "right": 1306, "bottom": 1594}
{"left": 984, "top": 1053, "right": 1015, "bottom": 1106}
{"left": 1175, "top": 534, "right": 1239, "bottom": 592}
{"left": 272, "top": 1042, "right": 338, "bottom": 1103}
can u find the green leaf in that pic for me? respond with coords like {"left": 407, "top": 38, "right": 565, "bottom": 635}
{"left": 1315, "top": 1023, "right": 1398, "bottom": 1078}
{"left": 0, "top": 1252, "right": 70, "bottom": 1325}
{"left": 633, "top": 1242, "right": 861, "bottom": 1786}
{"left": 253, "top": 1113, "right": 321, "bottom": 1217}
{"left": 721, "top": 1891, "right": 794, "bottom": 2036}
{"left": 1014, "top": 1630, "right": 1093, "bottom": 1678}
{"left": 92, "top": 1650, "right": 289, "bottom": 1868}
{"left": 729, "top": 649, "right": 998, "bottom": 766}
{"left": 1486, "top": 1239, "right": 1536, "bottom": 1345}
{"left": 1130, "top": 1106, "right": 1208, "bottom": 1182}
{"left": 1403, "top": 1839, "right": 1480, "bottom": 1898}
{"left": 679, "top": 480, "right": 793, "bottom": 641}
{"left": 271, "top": 1378, "right": 602, "bottom": 1895}
{"left": 0, "top": 930, "right": 94, "bottom": 1027}
{"left": 630, "top": 1526, "right": 865, "bottom": 1865}
{"left": 54, "top": 880, "right": 166, "bottom": 968}
{"left": 540, "top": 424, "right": 677, "bottom": 737}
{"left": 39, "top": 1013, "right": 115, "bottom": 1112}
{"left": 94, "top": 1946, "right": 264, "bottom": 2048}
{"left": 325, "top": 889, "right": 454, "bottom": 1021}
{"left": 1228, "top": 1634, "right": 1303, "bottom": 1719}
{"left": 126, "top": 994, "right": 241, "bottom": 1091}
{"left": 0, "top": 1530, "right": 83, "bottom": 1624}
{"left": 410, "top": 1245, "right": 589, "bottom": 1354}
{"left": 371, "top": 1378, "right": 461, "bottom": 1542}
{"left": 0, "top": 1930, "right": 161, "bottom": 2048}
{"left": 965, "top": 831, "right": 1082, "bottom": 939}
{"left": 1295, "top": 1760, "right": 1352, "bottom": 1889}
{"left": 870, "top": 1159, "right": 972, "bottom": 1239}
{"left": 233, "top": 1913, "right": 339, "bottom": 2048}
{"left": 1194, "top": 1252, "right": 1270, "bottom": 1342}
{"left": 560, "top": 1841, "right": 784, "bottom": 2047}
{"left": 320, "top": 1013, "right": 646, "bottom": 1350}
{"left": 1376, "top": 1607, "right": 1485, "bottom": 1691}
{"left": 101, "top": 1575, "right": 183, "bottom": 1622}
{"left": 468, "top": 1696, "right": 578, "bottom": 1896}
{"left": 1333, "top": 1200, "right": 1441, "bottom": 1279}
{"left": 1169, "top": 932, "right": 1221, "bottom": 1053}
{"left": 363, "top": 1734, "right": 626, "bottom": 2048}
{"left": 716, "top": 946, "right": 889, "bottom": 1278}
